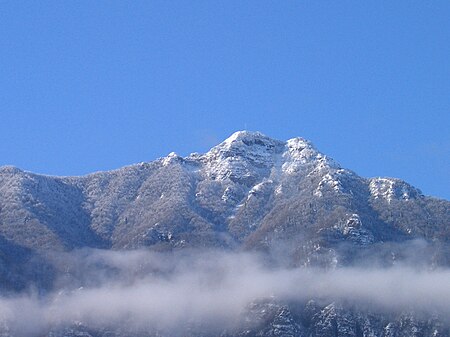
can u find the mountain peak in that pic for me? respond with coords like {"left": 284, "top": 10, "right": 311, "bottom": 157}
{"left": 219, "top": 131, "right": 318, "bottom": 155}
{"left": 0, "top": 165, "right": 23, "bottom": 175}
{"left": 224, "top": 130, "right": 268, "bottom": 140}
{"left": 205, "top": 130, "right": 285, "bottom": 161}
{"left": 220, "top": 130, "right": 282, "bottom": 149}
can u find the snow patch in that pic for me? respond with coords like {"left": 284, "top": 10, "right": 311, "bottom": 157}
{"left": 369, "top": 178, "right": 421, "bottom": 203}
{"left": 282, "top": 138, "right": 339, "bottom": 175}
{"left": 314, "top": 169, "right": 349, "bottom": 197}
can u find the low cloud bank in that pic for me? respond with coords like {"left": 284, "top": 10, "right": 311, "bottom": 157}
{"left": 1, "top": 248, "right": 449, "bottom": 335}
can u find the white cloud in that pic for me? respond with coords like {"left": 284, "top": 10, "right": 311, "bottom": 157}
{"left": 0, "top": 248, "right": 449, "bottom": 335}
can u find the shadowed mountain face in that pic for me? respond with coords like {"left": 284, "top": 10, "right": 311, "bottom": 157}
{"left": 0, "top": 131, "right": 449, "bottom": 336}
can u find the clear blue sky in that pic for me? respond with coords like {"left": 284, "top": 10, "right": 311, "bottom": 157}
{"left": 1, "top": 1, "right": 449, "bottom": 199}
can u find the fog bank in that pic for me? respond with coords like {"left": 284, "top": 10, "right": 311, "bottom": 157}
{"left": 0, "top": 249, "right": 449, "bottom": 336}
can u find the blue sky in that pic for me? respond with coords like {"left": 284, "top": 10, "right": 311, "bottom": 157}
{"left": 0, "top": 1, "right": 449, "bottom": 199}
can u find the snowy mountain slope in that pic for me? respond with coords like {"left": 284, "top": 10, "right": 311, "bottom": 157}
{"left": 0, "top": 131, "right": 448, "bottom": 255}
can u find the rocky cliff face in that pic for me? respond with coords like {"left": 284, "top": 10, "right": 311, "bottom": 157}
{"left": 0, "top": 131, "right": 448, "bottom": 336}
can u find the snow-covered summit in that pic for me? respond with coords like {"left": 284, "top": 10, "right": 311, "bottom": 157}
{"left": 206, "top": 131, "right": 285, "bottom": 156}
{"left": 200, "top": 131, "right": 285, "bottom": 183}
{"left": 202, "top": 131, "right": 335, "bottom": 168}
{"left": 197, "top": 131, "right": 329, "bottom": 185}
{"left": 187, "top": 131, "right": 354, "bottom": 202}
{"left": 221, "top": 130, "right": 275, "bottom": 147}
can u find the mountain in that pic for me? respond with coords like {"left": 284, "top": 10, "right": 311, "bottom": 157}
{"left": 0, "top": 131, "right": 449, "bottom": 336}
